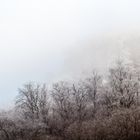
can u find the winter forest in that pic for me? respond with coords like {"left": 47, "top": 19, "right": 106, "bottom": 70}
{"left": 1, "top": 0, "right": 140, "bottom": 140}
{"left": 1, "top": 59, "right": 140, "bottom": 140}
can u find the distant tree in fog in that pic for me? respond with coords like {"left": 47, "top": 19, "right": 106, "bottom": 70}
{"left": 108, "top": 60, "right": 139, "bottom": 108}
{"left": 84, "top": 71, "right": 102, "bottom": 118}
{"left": 16, "top": 83, "right": 49, "bottom": 121}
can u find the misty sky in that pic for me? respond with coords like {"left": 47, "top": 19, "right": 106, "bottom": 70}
{"left": 0, "top": 0, "right": 140, "bottom": 109}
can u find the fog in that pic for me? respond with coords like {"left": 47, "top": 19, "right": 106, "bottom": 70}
{"left": 0, "top": 0, "right": 140, "bottom": 109}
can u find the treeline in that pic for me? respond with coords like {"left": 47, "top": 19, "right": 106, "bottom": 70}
{"left": 1, "top": 60, "right": 140, "bottom": 140}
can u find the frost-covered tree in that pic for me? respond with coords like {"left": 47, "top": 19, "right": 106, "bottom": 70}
{"left": 15, "top": 83, "right": 50, "bottom": 129}
{"left": 108, "top": 60, "right": 139, "bottom": 108}
{"left": 84, "top": 71, "right": 102, "bottom": 118}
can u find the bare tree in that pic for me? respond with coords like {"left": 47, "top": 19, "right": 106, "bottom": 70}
{"left": 15, "top": 82, "right": 50, "bottom": 135}
{"left": 108, "top": 60, "right": 139, "bottom": 108}
{"left": 72, "top": 83, "right": 88, "bottom": 122}
{"left": 84, "top": 71, "right": 102, "bottom": 118}
{"left": 51, "top": 81, "right": 74, "bottom": 137}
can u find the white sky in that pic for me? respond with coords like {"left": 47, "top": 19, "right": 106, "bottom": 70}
{"left": 0, "top": 0, "right": 140, "bottom": 109}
